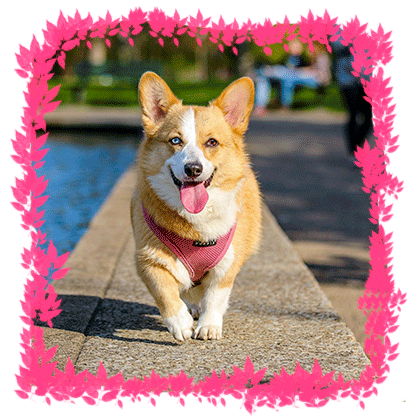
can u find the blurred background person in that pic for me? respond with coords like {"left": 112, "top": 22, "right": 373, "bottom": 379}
{"left": 253, "top": 39, "right": 331, "bottom": 115}
{"left": 303, "top": 42, "right": 332, "bottom": 94}
{"left": 330, "top": 37, "right": 373, "bottom": 160}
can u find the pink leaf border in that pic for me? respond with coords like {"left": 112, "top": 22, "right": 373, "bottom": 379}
{"left": 10, "top": 7, "right": 404, "bottom": 412}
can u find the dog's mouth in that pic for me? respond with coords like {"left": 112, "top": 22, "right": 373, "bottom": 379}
{"left": 170, "top": 168, "right": 214, "bottom": 188}
{"left": 170, "top": 168, "right": 215, "bottom": 214}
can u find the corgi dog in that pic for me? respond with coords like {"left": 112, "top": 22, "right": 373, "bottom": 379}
{"left": 131, "top": 72, "right": 262, "bottom": 341}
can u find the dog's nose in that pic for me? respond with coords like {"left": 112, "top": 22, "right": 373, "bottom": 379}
{"left": 184, "top": 162, "right": 203, "bottom": 178}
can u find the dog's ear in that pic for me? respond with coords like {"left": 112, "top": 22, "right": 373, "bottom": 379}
{"left": 212, "top": 77, "right": 255, "bottom": 135}
{"left": 138, "top": 72, "right": 180, "bottom": 132}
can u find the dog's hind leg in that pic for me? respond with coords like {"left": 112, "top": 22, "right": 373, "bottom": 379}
{"left": 181, "top": 286, "right": 204, "bottom": 320}
{"left": 186, "top": 303, "right": 201, "bottom": 320}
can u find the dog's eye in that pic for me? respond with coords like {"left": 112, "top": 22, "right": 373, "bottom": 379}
{"left": 205, "top": 138, "right": 219, "bottom": 148}
{"left": 169, "top": 137, "right": 183, "bottom": 146}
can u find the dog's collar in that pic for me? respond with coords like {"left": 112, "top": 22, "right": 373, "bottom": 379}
{"left": 142, "top": 204, "right": 236, "bottom": 286}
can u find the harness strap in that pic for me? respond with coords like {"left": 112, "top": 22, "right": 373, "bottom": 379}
{"left": 142, "top": 204, "right": 236, "bottom": 285}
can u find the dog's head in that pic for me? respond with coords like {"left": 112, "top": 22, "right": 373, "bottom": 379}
{"left": 138, "top": 72, "right": 254, "bottom": 216}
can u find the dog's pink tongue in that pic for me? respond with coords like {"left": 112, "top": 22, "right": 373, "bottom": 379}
{"left": 180, "top": 182, "right": 208, "bottom": 214}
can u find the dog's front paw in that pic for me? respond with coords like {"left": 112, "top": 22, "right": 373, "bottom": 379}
{"left": 193, "top": 310, "right": 224, "bottom": 340}
{"left": 163, "top": 304, "right": 194, "bottom": 342}
{"left": 193, "top": 324, "right": 222, "bottom": 340}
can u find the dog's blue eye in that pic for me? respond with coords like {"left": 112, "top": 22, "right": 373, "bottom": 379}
{"left": 169, "top": 137, "right": 182, "bottom": 146}
{"left": 205, "top": 138, "right": 218, "bottom": 147}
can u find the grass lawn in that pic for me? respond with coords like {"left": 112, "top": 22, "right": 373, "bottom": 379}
{"left": 49, "top": 77, "right": 347, "bottom": 112}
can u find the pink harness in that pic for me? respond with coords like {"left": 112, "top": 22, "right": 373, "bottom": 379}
{"left": 142, "top": 205, "right": 236, "bottom": 285}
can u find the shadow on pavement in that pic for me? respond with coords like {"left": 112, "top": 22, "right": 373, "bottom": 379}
{"left": 38, "top": 295, "right": 178, "bottom": 347}
{"left": 246, "top": 119, "right": 372, "bottom": 286}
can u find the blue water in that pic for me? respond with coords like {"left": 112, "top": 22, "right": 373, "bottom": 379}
{"left": 38, "top": 131, "right": 138, "bottom": 256}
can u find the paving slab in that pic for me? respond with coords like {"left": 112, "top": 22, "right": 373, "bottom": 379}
{"left": 44, "top": 167, "right": 369, "bottom": 383}
{"left": 42, "top": 328, "right": 86, "bottom": 371}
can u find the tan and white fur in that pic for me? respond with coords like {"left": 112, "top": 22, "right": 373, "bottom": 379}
{"left": 131, "top": 72, "right": 262, "bottom": 341}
